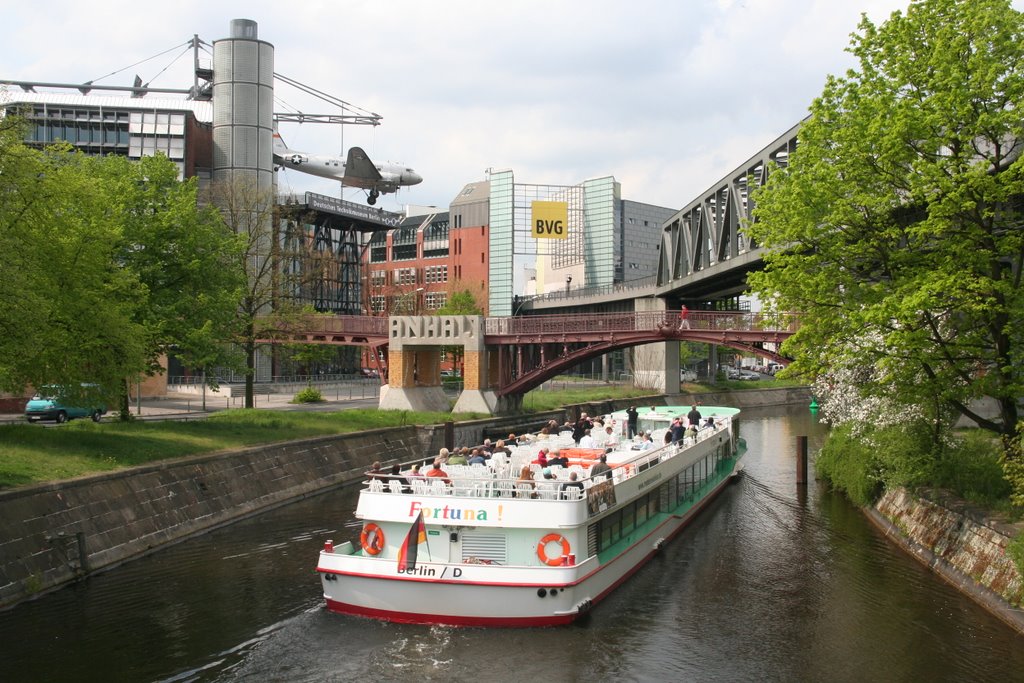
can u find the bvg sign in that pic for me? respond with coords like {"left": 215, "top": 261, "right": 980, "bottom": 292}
{"left": 531, "top": 201, "right": 568, "bottom": 239}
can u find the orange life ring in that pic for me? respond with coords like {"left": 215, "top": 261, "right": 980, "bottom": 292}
{"left": 360, "top": 523, "right": 385, "bottom": 556}
{"left": 536, "top": 533, "right": 571, "bottom": 566}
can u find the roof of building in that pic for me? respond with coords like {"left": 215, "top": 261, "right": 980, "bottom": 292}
{"left": 0, "top": 90, "right": 213, "bottom": 122}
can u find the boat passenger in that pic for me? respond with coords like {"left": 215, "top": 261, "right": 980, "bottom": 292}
{"left": 492, "top": 440, "right": 512, "bottom": 457}
{"left": 468, "top": 449, "right": 487, "bottom": 466}
{"left": 559, "top": 472, "right": 585, "bottom": 500}
{"left": 448, "top": 448, "right": 468, "bottom": 466}
{"left": 687, "top": 404, "right": 702, "bottom": 427}
{"left": 532, "top": 448, "right": 549, "bottom": 467}
{"left": 540, "top": 467, "right": 556, "bottom": 481}
{"left": 640, "top": 434, "right": 656, "bottom": 450}
{"left": 579, "top": 429, "right": 595, "bottom": 449}
{"left": 515, "top": 465, "right": 537, "bottom": 498}
{"left": 436, "top": 447, "right": 450, "bottom": 464}
{"left": 603, "top": 426, "right": 619, "bottom": 448}
{"left": 367, "top": 461, "right": 386, "bottom": 481}
{"left": 408, "top": 464, "right": 424, "bottom": 479}
{"left": 390, "top": 464, "right": 412, "bottom": 493}
{"left": 589, "top": 454, "right": 612, "bottom": 480}
{"left": 670, "top": 418, "right": 686, "bottom": 444}
{"left": 684, "top": 424, "right": 698, "bottom": 442}
{"left": 572, "top": 413, "right": 593, "bottom": 444}
{"left": 426, "top": 460, "right": 451, "bottom": 484}
{"left": 547, "top": 450, "right": 568, "bottom": 468}
{"left": 704, "top": 416, "right": 716, "bottom": 429}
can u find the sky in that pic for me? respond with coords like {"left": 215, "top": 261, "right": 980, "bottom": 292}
{"left": 3, "top": 0, "right": 1012, "bottom": 212}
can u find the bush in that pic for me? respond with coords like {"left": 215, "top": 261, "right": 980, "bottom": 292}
{"left": 933, "top": 429, "right": 1012, "bottom": 508}
{"left": 291, "top": 387, "right": 323, "bottom": 404}
{"left": 815, "top": 423, "right": 884, "bottom": 506}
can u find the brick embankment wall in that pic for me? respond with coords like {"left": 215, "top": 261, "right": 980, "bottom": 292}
{"left": 868, "top": 487, "right": 1024, "bottom": 635}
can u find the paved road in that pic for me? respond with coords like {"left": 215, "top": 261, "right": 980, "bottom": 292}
{"left": 1, "top": 388, "right": 383, "bottom": 424}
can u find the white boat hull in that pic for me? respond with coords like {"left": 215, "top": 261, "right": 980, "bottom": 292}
{"left": 319, "top": 468, "right": 739, "bottom": 627}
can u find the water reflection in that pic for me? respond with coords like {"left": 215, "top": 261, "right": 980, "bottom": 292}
{"left": 0, "top": 406, "right": 1020, "bottom": 682}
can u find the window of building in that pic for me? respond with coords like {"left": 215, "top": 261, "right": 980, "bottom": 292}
{"left": 425, "top": 265, "right": 448, "bottom": 284}
{"left": 394, "top": 268, "right": 417, "bottom": 286}
{"left": 425, "top": 291, "right": 447, "bottom": 310}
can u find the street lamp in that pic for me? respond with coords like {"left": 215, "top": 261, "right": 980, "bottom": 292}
{"left": 395, "top": 287, "right": 425, "bottom": 314}
{"left": 565, "top": 275, "right": 572, "bottom": 295}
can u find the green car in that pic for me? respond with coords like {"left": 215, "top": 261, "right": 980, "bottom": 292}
{"left": 24, "top": 385, "right": 107, "bottom": 423}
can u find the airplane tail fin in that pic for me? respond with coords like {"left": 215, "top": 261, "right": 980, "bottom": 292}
{"left": 272, "top": 130, "right": 288, "bottom": 154}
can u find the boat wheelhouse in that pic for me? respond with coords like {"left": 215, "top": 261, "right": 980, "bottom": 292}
{"left": 316, "top": 406, "right": 744, "bottom": 627}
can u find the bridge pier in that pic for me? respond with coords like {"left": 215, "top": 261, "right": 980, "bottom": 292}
{"left": 632, "top": 298, "right": 676, "bottom": 393}
{"left": 452, "top": 340, "right": 500, "bottom": 414}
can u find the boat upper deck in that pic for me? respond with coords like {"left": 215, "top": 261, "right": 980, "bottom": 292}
{"left": 358, "top": 408, "right": 737, "bottom": 503}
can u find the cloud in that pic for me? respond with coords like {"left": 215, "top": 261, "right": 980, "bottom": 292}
{"left": 4, "top": 0, "right": 998, "bottom": 211}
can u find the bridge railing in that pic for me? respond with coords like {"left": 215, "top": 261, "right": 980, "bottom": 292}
{"left": 485, "top": 310, "right": 798, "bottom": 335}
{"left": 286, "top": 314, "right": 390, "bottom": 338}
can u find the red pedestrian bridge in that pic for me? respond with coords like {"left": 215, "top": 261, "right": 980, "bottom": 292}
{"left": 261, "top": 310, "right": 797, "bottom": 410}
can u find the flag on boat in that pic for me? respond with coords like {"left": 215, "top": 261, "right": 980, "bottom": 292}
{"left": 397, "top": 511, "right": 427, "bottom": 571}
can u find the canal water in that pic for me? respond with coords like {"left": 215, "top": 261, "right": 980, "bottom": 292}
{"left": 1, "top": 405, "right": 1021, "bottom": 682}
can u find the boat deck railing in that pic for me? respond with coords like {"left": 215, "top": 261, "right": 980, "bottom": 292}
{"left": 362, "top": 420, "right": 730, "bottom": 501}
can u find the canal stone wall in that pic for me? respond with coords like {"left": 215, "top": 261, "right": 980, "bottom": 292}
{"left": 870, "top": 487, "right": 1024, "bottom": 634}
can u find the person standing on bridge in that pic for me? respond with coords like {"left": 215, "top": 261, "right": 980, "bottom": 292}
{"left": 678, "top": 305, "right": 691, "bottom": 330}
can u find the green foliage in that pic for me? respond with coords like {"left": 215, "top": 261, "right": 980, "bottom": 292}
{"left": 0, "top": 120, "right": 244, "bottom": 410}
{"left": 522, "top": 384, "right": 653, "bottom": 413}
{"left": 747, "top": 0, "right": 1024, "bottom": 443}
{"left": 819, "top": 417, "right": 1019, "bottom": 510}
{"left": 933, "top": 430, "right": 1012, "bottom": 507}
{"left": 1007, "top": 533, "right": 1024, "bottom": 579}
{"left": 1001, "top": 422, "right": 1024, "bottom": 508}
{"left": 435, "top": 290, "right": 482, "bottom": 316}
{"left": 292, "top": 387, "right": 324, "bottom": 403}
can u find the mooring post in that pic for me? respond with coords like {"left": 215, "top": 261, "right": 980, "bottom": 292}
{"left": 796, "top": 435, "right": 808, "bottom": 485}
{"left": 444, "top": 420, "right": 454, "bottom": 451}
{"left": 75, "top": 531, "right": 89, "bottom": 573}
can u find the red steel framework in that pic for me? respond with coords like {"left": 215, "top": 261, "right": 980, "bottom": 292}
{"left": 261, "top": 310, "right": 798, "bottom": 395}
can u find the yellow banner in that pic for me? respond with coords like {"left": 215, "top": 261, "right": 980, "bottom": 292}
{"left": 531, "top": 201, "right": 568, "bottom": 239}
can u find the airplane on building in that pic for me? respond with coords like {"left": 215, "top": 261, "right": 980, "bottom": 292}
{"left": 272, "top": 130, "right": 422, "bottom": 204}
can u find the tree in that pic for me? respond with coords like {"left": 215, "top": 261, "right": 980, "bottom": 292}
{"left": 748, "top": 0, "right": 1024, "bottom": 452}
{"left": 204, "top": 175, "right": 324, "bottom": 408}
{"left": 102, "top": 154, "right": 244, "bottom": 419}
{"left": 435, "top": 289, "right": 484, "bottom": 373}
{"left": 436, "top": 290, "right": 483, "bottom": 316}
{"left": 0, "top": 122, "right": 149, "bottom": 404}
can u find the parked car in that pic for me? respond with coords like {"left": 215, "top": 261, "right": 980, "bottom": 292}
{"left": 359, "top": 368, "right": 379, "bottom": 378}
{"left": 738, "top": 370, "right": 761, "bottom": 381}
{"left": 25, "top": 385, "right": 107, "bottom": 423}
{"left": 680, "top": 369, "right": 697, "bottom": 382}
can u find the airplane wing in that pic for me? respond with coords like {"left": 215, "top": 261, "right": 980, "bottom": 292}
{"left": 344, "top": 147, "right": 382, "bottom": 182}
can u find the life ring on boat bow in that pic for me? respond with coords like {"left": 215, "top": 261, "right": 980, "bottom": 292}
{"left": 537, "top": 533, "right": 571, "bottom": 566}
{"left": 360, "top": 523, "right": 385, "bottom": 556}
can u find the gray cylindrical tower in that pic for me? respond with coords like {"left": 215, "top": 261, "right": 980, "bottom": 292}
{"left": 212, "top": 19, "right": 274, "bottom": 189}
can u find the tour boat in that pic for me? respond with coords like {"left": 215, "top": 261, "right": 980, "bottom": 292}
{"left": 316, "top": 406, "right": 744, "bottom": 627}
